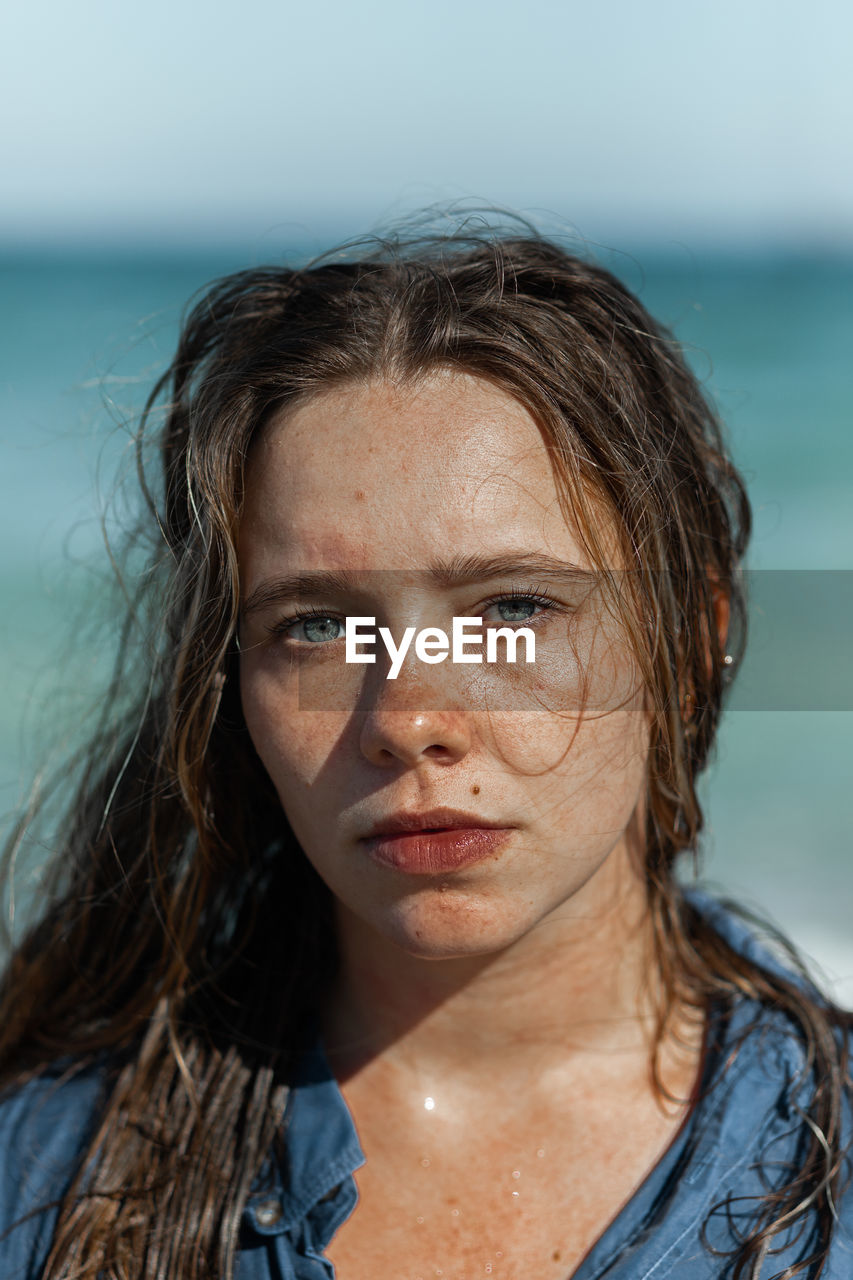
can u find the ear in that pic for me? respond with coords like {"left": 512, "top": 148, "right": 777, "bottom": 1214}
{"left": 709, "top": 576, "right": 731, "bottom": 678}
{"left": 682, "top": 574, "right": 732, "bottom": 724}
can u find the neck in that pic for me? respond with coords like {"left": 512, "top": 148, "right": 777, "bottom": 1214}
{"left": 321, "top": 845, "right": 669, "bottom": 1086}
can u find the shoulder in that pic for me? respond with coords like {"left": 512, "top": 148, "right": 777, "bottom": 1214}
{"left": 681, "top": 887, "right": 853, "bottom": 1272}
{"left": 684, "top": 885, "right": 853, "bottom": 1088}
{"left": 0, "top": 1060, "right": 108, "bottom": 1280}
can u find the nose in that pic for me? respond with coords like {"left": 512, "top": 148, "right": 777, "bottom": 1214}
{"left": 358, "top": 671, "right": 473, "bottom": 769}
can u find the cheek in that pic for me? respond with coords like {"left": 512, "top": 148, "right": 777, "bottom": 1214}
{"left": 527, "top": 712, "right": 650, "bottom": 855}
{"left": 239, "top": 661, "right": 312, "bottom": 793}
{"left": 484, "top": 699, "right": 649, "bottom": 784}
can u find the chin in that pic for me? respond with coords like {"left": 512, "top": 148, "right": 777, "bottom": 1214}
{"left": 380, "top": 890, "right": 531, "bottom": 960}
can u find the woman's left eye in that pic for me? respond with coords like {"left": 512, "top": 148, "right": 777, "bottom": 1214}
{"left": 483, "top": 594, "right": 558, "bottom": 626}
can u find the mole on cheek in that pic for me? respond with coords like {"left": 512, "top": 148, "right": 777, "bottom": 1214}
{"left": 471, "top": 785, "right": 480, "bottom": 795}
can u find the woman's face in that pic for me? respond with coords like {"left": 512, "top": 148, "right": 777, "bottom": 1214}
{"left": 238, "top": 371, "right": 652, "bottom": 960}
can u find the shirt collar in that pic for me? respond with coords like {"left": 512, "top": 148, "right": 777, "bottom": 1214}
{"left": 243, "top": 1034, "right": 365, "bottom": 1244}
{"left": 561, "top": 888, "right": 818, "bottom": 1277}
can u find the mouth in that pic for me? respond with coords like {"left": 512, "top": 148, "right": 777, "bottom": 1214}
{"left": 360, "top": 810, "right": 515, "bottom": 875}
{"left": 363, "top": 807, "right": 510, "bottom": 840}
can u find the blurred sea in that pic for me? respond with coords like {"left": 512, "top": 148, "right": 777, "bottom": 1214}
{"left": 1, "top": 244, "right": 851, "bottom": 999}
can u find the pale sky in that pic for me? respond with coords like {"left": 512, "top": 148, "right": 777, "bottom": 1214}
{"left": 2, "top": 0, "right": 852, "bottom": 245}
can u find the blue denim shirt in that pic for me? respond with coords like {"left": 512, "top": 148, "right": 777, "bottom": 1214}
{"left": 2, "top": 889, "right": 852, "bottom": 1279}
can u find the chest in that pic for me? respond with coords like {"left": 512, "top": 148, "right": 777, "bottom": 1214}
{"left": 324, "top": 1088, "right": 692, "bottom": 1280}
{"left": 326, "top": 1173, "right": 611, "bottom": 1280}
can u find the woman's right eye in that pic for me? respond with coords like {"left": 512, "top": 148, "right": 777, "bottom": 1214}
{"left": 271, "top": 613, "right": 345, "bottom": 644}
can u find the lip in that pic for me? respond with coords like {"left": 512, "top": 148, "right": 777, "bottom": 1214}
{"left": 362, "top": 807, "right": 509, "bottom": 839}
{"left": 360, "top": 808, "right": 515, "bottom": 875}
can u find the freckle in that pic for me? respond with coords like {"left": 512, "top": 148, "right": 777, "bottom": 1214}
{"left": 354, "top": 489, "right": 366, "bottom": 501}
{"left": 471, "top": 785, "right": 480, "bottom": 795}
{"left": 552, "top": 1251, "right": 561, "bottom": 1262}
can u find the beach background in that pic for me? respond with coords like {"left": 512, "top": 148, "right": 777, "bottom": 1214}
{"left": 1, "top": 0, "right": 851, "bottom": 1000}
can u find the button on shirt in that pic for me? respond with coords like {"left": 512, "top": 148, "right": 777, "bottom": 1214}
{"left": 238, "top": 1040, "right": 365, "bottom": 1280}
{"left": 2, "top": 889, "right": 853, "bottom": 1279}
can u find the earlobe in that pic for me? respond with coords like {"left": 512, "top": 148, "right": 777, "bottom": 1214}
{"left": 711, "top": 580, "right": 731, "bottom": 670}
{"left": 698, "top": 573, "right": 731, "bottom": 682}
{"left": 679, "top": 574, "right": 733, "bottom": 730}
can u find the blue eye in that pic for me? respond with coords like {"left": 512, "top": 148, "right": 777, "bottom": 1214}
{"left": 301, "top": 616, "right": 344, "bottom": 643}
{"left": 484, "top": 591, "right": 559, "bottom": 626}
{"left": 270, "top": 612, "right": 345, "bottom": 644}
{"left": 494, "top": 598, "right": 538, "bottom": 623}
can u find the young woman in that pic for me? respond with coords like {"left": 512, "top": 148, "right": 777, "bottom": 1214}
{"left": 0, "top": 224, "right": 850, "bottom": 1280}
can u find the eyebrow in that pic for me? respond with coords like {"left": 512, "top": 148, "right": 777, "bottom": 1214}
{"left": 241, "top": 552, "right": 596, "bottom": 617}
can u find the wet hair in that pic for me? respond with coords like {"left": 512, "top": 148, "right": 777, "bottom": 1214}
{"left": 0, "top": 216, "right": 849, "bottom": 1278}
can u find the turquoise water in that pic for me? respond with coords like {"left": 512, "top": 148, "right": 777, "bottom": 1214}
{"left": 1, "top": 246, "right": 851, "bottom": 994}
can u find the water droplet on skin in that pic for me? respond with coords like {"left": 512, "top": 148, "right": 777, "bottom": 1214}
{"left": 512, "top": 1190, "right": 519, "bottom": 1198}
{"left": 421, "top": 1157, "right": 431, "bottom": 1167}
{"left": 485, "top": 1266, "right": 493, "bottom": 1275}
{"left": 451, "top": 1208, "right": 460, "bottom": 1217}
{"left": 424, "top": 1097, "right": 435, "bottom": 1111}
{"left": 511, "top": 1169, "right": 521, "bottom": 1179}
{"left": 496, "top": 1252, "right": 503, "bottom": 1259}
{"left": 416, "top": 1215, "right": 424, "bottom": 1224}
{"left": 537, "top": 1148, "right": 545, "bottom": 1157}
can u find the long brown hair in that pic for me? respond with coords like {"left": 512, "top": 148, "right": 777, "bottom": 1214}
{"left": 1, "top": 218, "right": 849, "bottom": 1278}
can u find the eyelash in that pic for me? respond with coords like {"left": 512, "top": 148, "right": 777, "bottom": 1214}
{"left": 266, "top": 585, "right": 563, "bottom": 645}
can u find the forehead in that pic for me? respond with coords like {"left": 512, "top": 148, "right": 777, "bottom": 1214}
{"left": 239, "top": 372, "right": 620, "bottom": 573}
